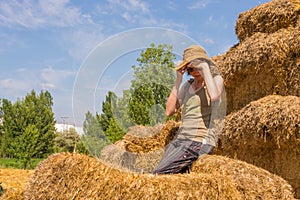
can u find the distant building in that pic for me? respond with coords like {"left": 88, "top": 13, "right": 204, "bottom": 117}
{"left": 55, "top": 123, "right": 84, "bottom": 135}
{"left": 55, "top": 123, "right": 75, "bottom": 132}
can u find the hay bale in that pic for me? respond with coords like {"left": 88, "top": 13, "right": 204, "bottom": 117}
{"left": 98, "top": 120, "right": 180, "bottom": 173}
{"left": 0, "top": 168, "right": 32, "bottom": 200}
{"left": 120, "top": 120, "right": 180, "bottom": 153}
{"left": 217, "top": 95, "right": 300, "bottom": 198}
{"left": 99, "top": 144, "right": 163, "bottom": 173}
{"left": 126, "top": 123, "right": 165, "bottom": 137}
{"left": 213, "top": 27, "right": 300, "bottom": 114}
{"left": 24, "top": 153, "right": 243, "bottom": 200}
{"left": 235, "top": 0, "right": 300, "bottom": 41}
{"left": 191, "top": 155, "right": 295, "bottom": 200}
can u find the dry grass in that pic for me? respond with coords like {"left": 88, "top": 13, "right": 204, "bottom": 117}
{"left": 23, "top": 153, "right": 295, "bottom": 200}
{"left": 24, "top": 153, "right": 242, "bottom": 200}
{"left": 235, "top": 0, "right": 300, "bottom": 41}
{"left": 213, "top": 27, "right": 300, "bottom": 114}
{"left": 0, "top": 168, "right": 33, "bottom": 200}
{"left": 216, "top": 95, "right": 300, "bottom": 198}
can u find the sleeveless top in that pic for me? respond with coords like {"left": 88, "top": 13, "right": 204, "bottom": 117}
{"left": 176, "top": 65, "right": 221, "bottom": 146}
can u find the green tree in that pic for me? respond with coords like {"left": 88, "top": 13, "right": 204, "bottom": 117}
{"left": 128, "top": 43, "right": 176, "bottom": 125}
{"left": 82, "top": 111, "right": 109, "bottom": 157}
{"left": 83, "top": 111, "right": 105, "bottom": 138}
{"left": 15, "top": 124, "right": 40, "bottom": 168}
{"left": 98, "top": 91, "right": 117, "bottom": 132}
{"left": 94, "top": 43, "right": 176, "bottom": 144}
{"left": 104, "top": 118, "right": 124, "bottom": 142}
{"left": 0, "top": 90, "right": 56, "bottom": 162}
{"left": 97, "top": 91, "right": 127, "bottom": 143}
{"left": 54, "top": 127, "right": 86, "bottom": 153}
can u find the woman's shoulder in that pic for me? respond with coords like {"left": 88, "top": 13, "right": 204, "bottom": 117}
{"left": 180, "top": 78, "right": 194, "bottom": 92}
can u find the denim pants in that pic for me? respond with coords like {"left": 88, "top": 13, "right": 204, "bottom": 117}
{"left": 152, "top": 139, "right": 214, "bottom": 174}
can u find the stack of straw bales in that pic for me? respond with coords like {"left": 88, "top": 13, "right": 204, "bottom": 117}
{"left": 212, "top": 0, "right": 300, "bottom": 114}
{"left": 235, "top": 0, "right": 300, "bottom": 41}
{"left": 24, "top": 152, "right": 295, "bottom": 200}
{"left": 216, "top": 95, "right": 300, "bottom": 198}
{"left": 211, "top": 0, "right": 300, "bottom": 198}
{"left": 99, "top": 120, "right": 179, "bottom": 173}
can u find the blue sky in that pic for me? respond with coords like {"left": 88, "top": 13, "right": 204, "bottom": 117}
{"left": 0, "top": 0, "right": 270, "bottom": 127}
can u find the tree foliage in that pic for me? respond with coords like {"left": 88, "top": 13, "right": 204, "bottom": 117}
{"left": 0, "top": 90, "right": 56, "bottom": 168}
{"left": 128, "top": 43, "right": 176, "bottom": 125}
{"left": 98, "top": 91, "right": 117, "bottom": 132}
{"left": 82, "top": 111, "right": 109, "bottom": 157}
{"left": 54, "top": 127, "right": 87, "bottom": 154}
{"left": 83, "top": 43, "right": 176, "bottom": 151}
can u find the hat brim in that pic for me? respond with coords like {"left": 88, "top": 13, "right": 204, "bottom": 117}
{"left": 175, "top": 58, "right": 214, "bottom": 71}
{"left": 175, "top": 60, "right": 188, "bottom": 71}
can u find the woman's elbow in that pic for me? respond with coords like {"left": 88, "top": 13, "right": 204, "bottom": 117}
{"left": 165, "top": 109, "right": 174, "bottom": 117}
{"left": 165, "top": 111, "right": 172, "bottom": 117}
{"left": 210, "top": 92, "right": 221, "bottom": 102}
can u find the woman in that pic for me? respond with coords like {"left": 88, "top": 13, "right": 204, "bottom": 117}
{"left": 152, "top": 45, "right": 224, "bottom": 174}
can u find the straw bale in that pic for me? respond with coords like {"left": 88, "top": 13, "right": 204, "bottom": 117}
{"left": 191, "top": 155, "right": 295, "bottom": 200}
{"left": 212, "top": 27, "right": 300, "bottom": 114}
{"left": 216, "top": 95, "right": 300, "bottom": 198}
{"left": 24, "top": 152, "right": 243, "bottom": 200}
{"left": 99, "top": 144, "right": 163, "bottom": 173}
{"left": 120, "top": 120, "right": 180, "bottom": 153}
{"left": 235, "top": 0, "right": 300, "bottom": 41}
{"left": 99, "top": 120, "right": 180, "bottom": 173}
{"left": 0, "top": 168, "right": 32, "bottom": 200}
{"left": 126, "top": 123, "right": 165, "bottom": 137}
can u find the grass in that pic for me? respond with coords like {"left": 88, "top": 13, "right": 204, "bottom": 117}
{"left": 0, "top": 158, "right": 43, "bottom": 169}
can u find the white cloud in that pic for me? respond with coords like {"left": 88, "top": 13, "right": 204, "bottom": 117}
{"left": 205, "top": 38, "right": 214, "bottom": 45}
{"left": 0, "top": 0, "right": 93, "bottom": 29}
{"left": 0, "top": 67, "right": 76, "bottom": 99}
{"left": 0, "top": 78, "right": 32, "bottom": 92}
{"left": 41, "top": 83, "right": 56, "bottom": 89}
{"left": 107, "top": 0, "right": 150, "bottom": 13}
{"left": 40, "top": 67, "right": 76, "bottom": 89}
{"left": 188, "top": 0, "right": 213, "bottom": 10}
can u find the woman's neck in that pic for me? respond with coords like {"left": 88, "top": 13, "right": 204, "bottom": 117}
{"left": 193, "top": 77, "right": 204, "bottom": 85}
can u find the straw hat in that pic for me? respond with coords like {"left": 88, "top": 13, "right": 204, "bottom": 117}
{"left": 175, "top": 45, "right": 213, "bottom": 71}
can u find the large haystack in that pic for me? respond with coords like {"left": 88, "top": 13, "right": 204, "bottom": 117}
{"left": 235, "top": 0, "right": 300, "bottom": 41}
{"left": 24, "top": 153, "right": 241, "bottom": 200}
{"left": 216, "top": 95, "right": 300, "bottom": 198}
{"left": 213, "top": 0, "right": 300, "bottom": 114}
{"left": 191, "top": 155, "right": 295, "bottom": 199}
{"left": 24, "top": 152, "right": 295, "bottom": 200}
{"left": 213, "top": 27, "right": 300, "bottom": 114}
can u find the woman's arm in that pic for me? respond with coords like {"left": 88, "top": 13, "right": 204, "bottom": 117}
{"left": 165, "top": 70, "right": 185, "bottom": 116}
{"left": 199, "top": 63, "right": 224, "bottom": 101}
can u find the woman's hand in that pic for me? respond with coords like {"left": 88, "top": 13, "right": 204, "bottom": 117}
{"left": 175, "top": 67, "right": 185, "bottom": 84}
